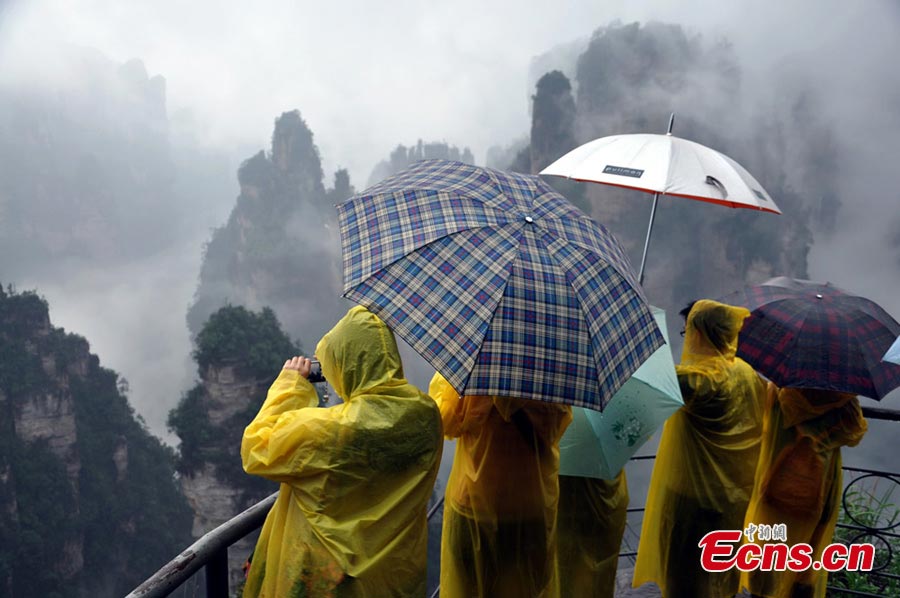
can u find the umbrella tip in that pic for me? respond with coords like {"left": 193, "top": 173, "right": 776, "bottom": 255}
{"left": 816, "top": 294, "right": 823, "bottom": 299}
{"left": 666, "top": 112, "right": 676, "bottom": 135}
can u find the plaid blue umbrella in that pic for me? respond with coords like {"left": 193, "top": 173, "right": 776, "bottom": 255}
{"left": 337, "top": 159, "right": 664, "bottom": 410}
{"left": 721, "top": 276, "right": 900, "bottom": 400}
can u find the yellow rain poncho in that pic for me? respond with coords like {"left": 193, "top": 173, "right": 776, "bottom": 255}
{"left": 557, "top": 470, "right": 629, "bottom": 598}
{"left": 633, "top": 299, "right": 766, "bottom": 598}
{"left": 429, "top": 373, "right": 572, "bottom": 598}
{"left": 241, "top": 306, "right": 443, "bottom": 598}
{"left": 741, "top": 383, "right": 867, "bottom": 598}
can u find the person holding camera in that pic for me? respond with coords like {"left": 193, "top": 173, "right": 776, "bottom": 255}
{"left": 241, "top": 305, "right": 443, "bottom": 598}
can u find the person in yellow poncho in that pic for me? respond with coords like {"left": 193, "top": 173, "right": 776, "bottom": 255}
{"left": 557, "top": 470, "right": 629, "bottom": 598}
{"left": 429, "top": 372, "right": 572, "bottom": 598}
{"left": 241, "top": 306, "right": 443, "bottom": 598}
{"left": 742, "top": 383, "right": 867, "bottom": 598}
{"left": 633, "top": 299, "right": 766, "bottom": 598}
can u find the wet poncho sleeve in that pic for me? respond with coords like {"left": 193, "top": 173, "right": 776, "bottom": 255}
{"left": 241, "top": 369, "right": 324, "bottom": 483}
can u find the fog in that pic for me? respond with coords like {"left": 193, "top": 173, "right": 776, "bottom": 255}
{"left": 10, "top": 1, "right": 893, "bottom": 187}
{"left": 1, "top": 0, "right": 898, "bottom": 467}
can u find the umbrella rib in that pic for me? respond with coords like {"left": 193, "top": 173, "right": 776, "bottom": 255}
{"left": 535, "top": 219, "right": 642, "bottom": 291}
{"left": 533, "top": 228, "right": 661, "bottom": 407}
{"left": 767, "top": 300, "right": 810, "bottom": 381}
{"left": 342, "top": 206, "right": 522, "bottom": 295}
{"left": 417, "top": 187, "right": 521, "bottom": 225}
{"left": 534, "top": 231, "right": 601, "bottom": 390}
{"left": 358, "top": 221, "right": 523, "bottom": 282}
{"left": 810, "top": 306, "right": 873, "bottom": 395}
{"left": 448, "top": 222, "right": 526, "bottom": 395}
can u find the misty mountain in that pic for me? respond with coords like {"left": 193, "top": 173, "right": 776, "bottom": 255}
{"left": 187, "top": 110, "right": 354, "bottom": 354}
{"left": 512, "top": 69, "right": 589, "bottom": 213}
{"left": 366, "top": 140, "right": 475, "bottom": 187}
{"left": 0, "top": 285, "right": 193, "bottom": 597}
{"left": 507, "top": 22, "right": 841, "bottom": 325}
{"left": 0, "top": 45, "right": 238, "bottom": 438}
{"left": 0, "top": 49, "right": 230, "bottom": 279}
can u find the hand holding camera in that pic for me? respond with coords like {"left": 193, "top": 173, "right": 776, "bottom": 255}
{"left": 283, "top": 356, "right": 326, "bottom": 383}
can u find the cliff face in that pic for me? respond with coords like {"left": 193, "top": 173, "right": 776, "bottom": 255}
{"left": 170, "top": 305, "right": 305, "bottom": 591}
{"left": 0, "top": 293, "right": 84, "bottom": 594}
{"left": 0, "top": 286, "right": 193, "bottom": 597}
{"left": 178, "top": 361, "right": 273, "bottom": 538}
{"left": 177, "top": 363, "right": 271, "bottom": 591}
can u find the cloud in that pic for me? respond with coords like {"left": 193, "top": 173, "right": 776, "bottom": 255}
{"left": 17, "top": 239, "right": 204, "bottom": 444}
{"left": 0, "top": 0, "right": 657, "bottom": 186}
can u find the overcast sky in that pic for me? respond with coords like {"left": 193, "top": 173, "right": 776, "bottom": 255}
{"left": 1, "top": 0, "right": 898, "bottom": 445}
{"left": 3, "top": 1, "right": 894, "bottom": 187}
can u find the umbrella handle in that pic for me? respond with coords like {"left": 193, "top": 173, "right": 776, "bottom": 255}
{"left": 638, "top": 192, "right": 660, "bottom": 286}
{"left": 642, "top": 112, "right": 675, "bottom": 285}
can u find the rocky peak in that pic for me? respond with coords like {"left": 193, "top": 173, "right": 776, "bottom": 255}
{"left": 271, "top": 110, "right": 326, "bottom": 196}
{"left": 530, "top": 70, "right": 577, "bottom": 174}
{"left": 187, "top": 109, "right": 351, "bottom": 349}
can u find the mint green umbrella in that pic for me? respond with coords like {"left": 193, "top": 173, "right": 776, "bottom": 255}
{"left": 559, "top": 306, "right": 683, "bottom": 479}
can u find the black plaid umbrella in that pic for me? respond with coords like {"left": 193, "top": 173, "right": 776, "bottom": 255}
{"left": 336, "top": 159, "right": 664, "bottom": 411}
{"left": 721, "top": 276, "right": 900, "bottom": 400}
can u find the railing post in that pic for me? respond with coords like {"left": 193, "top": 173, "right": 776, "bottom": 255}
{"left": 205, "top": 547, "right": 229, "bottom": 598}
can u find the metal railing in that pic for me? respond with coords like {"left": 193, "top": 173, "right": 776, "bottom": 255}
{"left": 124, "top": 494, "right": 277, "bottom": 598}
{"left": 620, "top": 406, "right": 900, "bottom": 598}
{"left": 128, "top": 406, "right": 900, "bottom": 598}
{"left": 829, "top": 463, "right": 900, "bottom": 596}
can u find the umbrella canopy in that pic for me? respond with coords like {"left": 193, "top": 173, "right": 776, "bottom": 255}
{"left": 337, "top": 159, "right": 664, "bottom": 411}
{"left": 721, "top": 276, "right": 900, "bottom": 400}
{"left": 540, "top": 132, "right": 781, "bottom": 213}
{"left": 540, "top": 114, "right": 780, "bottom": 285}
{"left": 559, "top": 306, "right": 683, "bottom": 479}
{"left": 885, "top": 336, "right": 900, "bottom": 365}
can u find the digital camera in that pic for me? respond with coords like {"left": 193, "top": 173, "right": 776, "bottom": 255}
{"left": 307, "top": 359, "right": 326, "bottom": 384}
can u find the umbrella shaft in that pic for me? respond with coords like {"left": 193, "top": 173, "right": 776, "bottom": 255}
{"left": 638, "top": 193, "right": 661, "bottom": 286}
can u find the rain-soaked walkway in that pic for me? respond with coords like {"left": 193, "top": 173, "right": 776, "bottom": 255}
{"left": 615, "top": 568, "right": 660, "bottom": 597}
{"left": 615, "top": 570, "right": 753, "bottom": 598}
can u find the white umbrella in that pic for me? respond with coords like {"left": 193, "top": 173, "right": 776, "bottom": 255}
{"left": 540, "top": 114, "right": 781, "bottom": 284}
